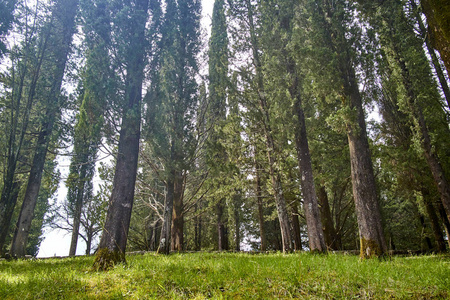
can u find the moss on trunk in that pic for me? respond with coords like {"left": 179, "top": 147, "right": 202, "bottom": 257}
{"left": 360, "top": 238, "right": 384, "bottom": 259}
{"left": 92, "top": 248, "right": 125, "bottom": 271}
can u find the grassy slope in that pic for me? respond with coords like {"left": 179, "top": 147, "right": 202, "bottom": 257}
{"left": 0, "top": 252, "right": 449, "bottom": 299}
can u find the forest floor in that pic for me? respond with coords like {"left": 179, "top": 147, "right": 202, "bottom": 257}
{"left": 0, "top": 252, "right": 449, "bottom": 299}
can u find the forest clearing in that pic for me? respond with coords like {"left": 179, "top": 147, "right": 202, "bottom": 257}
{"left": 1, "top": 252, "right": 450, "bottom": 299}
{"left": 1, "top": 0, "right": 450, "bottom": 279}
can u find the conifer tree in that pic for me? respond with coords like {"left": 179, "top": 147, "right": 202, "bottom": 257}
{"left": 206, "top": 0, "right": 230, "bottom": 251}
{"left": 9, "top": 0, "right": 80, "bottom": 258}
{"left": 310, "top": 0, "right": 386, "bottom": 258}
{"left": 228, "top": 0, "right": 293, "bottom": 252}
{"left": 0, "top": 0, "right": 52, "bottom": 254}
{"left": 366, "top": 0, "right": 450, "bottom": 225}
{"left": 65, "top": 0, "right": 110, "bottom": 257}
{"left": 144, "top": 0, "right": 201, "bottom": 254}
{"left": 259, "top": 0, "right": 326, "bottom": 252}
{"left": 0, "top": 0, "right": 16, "bottom": 57}
{"left": 93, "top": 0, "right": 150, "bottom": 269}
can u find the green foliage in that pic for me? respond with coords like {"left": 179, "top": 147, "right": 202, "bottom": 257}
{"left": 0, "top": 0, "right": 16, "bottom": 56}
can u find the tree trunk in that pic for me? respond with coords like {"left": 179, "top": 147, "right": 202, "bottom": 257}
{"left": 0, "top": 181, "right": 21, "bottom": 254}
{"left": 317, "top": 185, "right": 338, "bottom": 250}
{"left": 421, "top": 0, "right": 450, "bottom": 75}
{"left": 418, "top": 108, "right": 450, "bottom": 224}
{"left": 315, "top": 0, "right": 386, "bottom": 258}
{"left": 171, "top": 171, "right": 184, "bottom": 252}
{"left": 93, "top": 0, "right": 148, "bottom": 270}
{"left": 293, "top": 96, "right": 326, "bottom": 253}
{"left": 346, "top": 85, "right": 387, "bottom": 258}
{"left": 159, "top": 177, "right": 174, "bottom": 254}
{"left": 419, "top": 213, "right": 434, "bottom": 251}
{"left": 290, "top": 201, "right": 302, "bottom": 251}
{"left": 194, "top": 202, "right": 202, "bottom": 251}
{"left": 422, "top": 188, "right": 447, "bottom": 252}
{"left": 392, "top": 45, "right": 450, "bottom": 225}
{"left": 10, "top": 112, "right": 56, "bottom": 257}
{"left": 233, "top": 191, "right": 241, "bottom": 251}
{"left": 217, "top": 198, "right": 228, "bottom": 251}
{"left": 0, "top": 5, "right": 50, "bottom": 254}
{"left": 68, "top": 165, "right": 88, "bottom": 256}
{"left": 255, "top": 160, "right": 267, "bottom": 252}
{"left": 437, "top": 201, "right": 450, "bottom": 249}
{"left": 86, "top": 231, "right": 92, "bottom": 255}
{"left": 340, "top": 41, "right": 386, "bottom": 257}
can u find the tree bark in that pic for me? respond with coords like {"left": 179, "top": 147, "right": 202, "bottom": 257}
{"left": 217, "top": 198, "right": 229, "bottom": 251}
{"left": 346, "top": 81, "right": 387, "bottom": 258}
{"left": 194, "top": 202, "right": 202, "bottom": 251}
{"left": 418, "top": 213, "right": 434, "bottom": 251}
{"left": 0, "top": 182, "right": 21, "bottom": 254}
{"left": 290, "top": 201, "right": 302, "bottom": 251}
{"left": 293, "top": 96, "right": 326, "bottom": 252}
{"left": 171, "top": 171, "right": 184, "bottom": 251}
{"left": 159, "top": 177, "right": 173, "bottom": 254}
{"left": 421, "top": 0, "right": 450, "bottom": 75}
{"left": 93, "top": 0, "right": 148, "bottom": 270}
{"left": 233, "top": 191, "right": 241, "bottom": 251}
{"left": 437, "top": 201, "right": 450, "bottom": 249}
{"left": 422, "top": 188, "right": 447, "bottom": 252}
{"left": 10, "top": 111, "right": 56, "bottom": 257}
{"left": 254, "top": 159, "right": 267, "bottom": 252}
{"left": 68, "top": 165, "right": 88, "bottom": 256}
{"left": 410, "top": 0, "right": 450, "bottom": 111}
{"left": 317, "top": 185, "right": 338, "bottom": 250}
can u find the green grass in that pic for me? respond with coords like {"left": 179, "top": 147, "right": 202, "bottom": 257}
{"left": 0, "top": 252, "right": 449, "bottom": 299}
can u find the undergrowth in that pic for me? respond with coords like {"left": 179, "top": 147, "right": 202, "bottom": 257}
{"left": 0, "top": 252, "right": 449, "bottom": 299}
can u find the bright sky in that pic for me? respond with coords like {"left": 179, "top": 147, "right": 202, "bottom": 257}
{"left": 36, "top": 0, "right": 215, "bottom": 258}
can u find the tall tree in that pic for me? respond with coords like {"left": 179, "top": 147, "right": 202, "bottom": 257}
{"left": 8, "top": 0, "right": 79, "bottom": 258}
{"left": 367, "top": 0, "right": 450, "bottom": 225}
{"left": 409, "top": 0, "right": 450, "bottom": 111}
{"left": 0, "top": 0, "right": 52, "bottom": 254}
{"left": 228, "top": 0, "right": 294, "bottom": 253}
{"left": 259, "top": 0, "right": 326, "bottom": 252}
{"left": 93, "top": 0, "right": 150, "bottom": 270}
{"left": 65, "top": 0, "right": 110, "bottom": 256}
{"left": 206, "top": 0, "right": 230, "bottom": 251}
{"left": 146, "top": 0, "right": 201, "bottom": 253}
{"left": 310, "top": 0, "right": 386, "bottom": 257}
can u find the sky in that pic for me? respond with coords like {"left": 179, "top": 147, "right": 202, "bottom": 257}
{"left": 36, "top": 0, "right": 215, "bottom": 258}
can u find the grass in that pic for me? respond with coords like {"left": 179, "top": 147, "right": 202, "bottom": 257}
{"left": 0, "top": 252, "right": 449, "bottom": 299}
